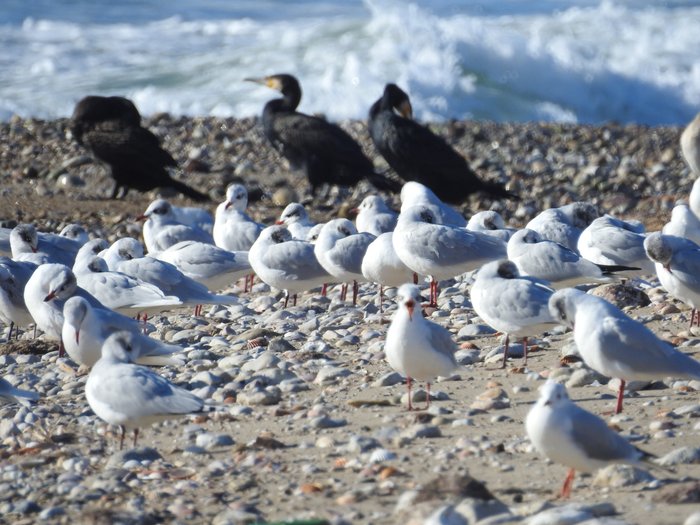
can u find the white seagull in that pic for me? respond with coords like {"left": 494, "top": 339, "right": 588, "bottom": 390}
{"left": 384, "top": 284, "right": 457, "bottom": 410}
{"left": 0, "top": 377, "right": 40, "bottom": 406}
{"left": 549, "top": 287, "right": 700, "bottom": 413}
{"left": 249, "top": 225, "right": 328, "bottom": 307}
{"left": 276, "top": 202, "right": 316, "bottom": 240}
{"left": 0, "top": 258, "right": 37, "bottom": 338}
{"left": 354, "top": 195, "right": 398, "bottom": 236}
{"left": 393, "top": 204, "right": 506, "bottom": 307}
{"left": 526, "top": 202, "right": 599, "bottom": 252}
{"left": 86, "top": 331, "right": 206, "bottom": 449}
{"left": 526, "top": 381, "right": 658, "bottom": 499}
{"left": 466, "top": 210, "right": 514, "bottom": 242}
{"left": 471, "top": 260, "right": 556, "bottom": 367}
{"left": 361, "top": 232, "right": 415, "bottom": 312}
{"left": 139, "top": 199, "right": 213, "bottom": 254}
{"left": 314, "top": 219, "right": 374, "bottom": 305}
{"left": 681, "top": 111, "right": 700, "bottom": 176}
{"left": 400, "top": 181, "right": 467, "bottom": 227}
{"left": 212, "top": 183, "right": 263, "bottom": 252}
{"left": 662, "top": 203, "right": 700, "bottom": 246}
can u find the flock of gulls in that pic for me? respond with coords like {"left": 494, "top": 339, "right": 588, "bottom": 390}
{"left": 2, "top": 74, "right": 700, "bottom": 509}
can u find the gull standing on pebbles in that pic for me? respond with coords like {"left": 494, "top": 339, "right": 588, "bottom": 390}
{"left": 86, "top": 331, "right": 206, "bottom": 449}
{"left": 276, "top": 202, "right": 316, "bottom": 240}
{"left": 62, "top": 296, "right": 183, "bottom": 368}
{"left": 393, "top": 204, "right": 506, "bottom": 307}
{"left": 314, "top": 219, "right": 374, "bottom": 305}
{"left": 527, "top": 202, "right": 599, "bottom": 252}
{"left": 577, "top": 215, "right": 654, "bottom": 277}
{"left": 0, "top": 377, "right": 39, "bottom": 406}
{"left": 471, "top": 260, "right": 556, "bottom": 367}
{"left": 361, "top": 232, "right": 415, "bottom": 313}
{"left": 249, "top": 225, "right": 328, "bottom": 307}
{"left": 644, "top": 232, "right": 700, "bottom": 327}
{"left": 139, "top": 199, "right": 213, "bottom": 254}
{"left": 507, "top": 229, "right": 637, "bottom": 289}
{"left": 526, "top": 381, "right": 659, "bottom": 499}
{"left": 384, "top": 284, "right": 457, "bottom": 410}
{"left": 354, "top": 195, "right": 398, "bottom": 236}
{"left": 549, "top": 287, "right": 700, "bottom": 413}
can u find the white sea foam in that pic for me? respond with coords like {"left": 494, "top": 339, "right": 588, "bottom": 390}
{"left": 0, "top": 0, "right": 698, "bottom": 124}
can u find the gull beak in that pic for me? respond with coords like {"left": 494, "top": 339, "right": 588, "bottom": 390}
{"left": 275, "top": 220, "right": 284, "bottom": 225}
{"left": 225, "top": 201, "right": 233, "bottom": 210}
{"left": 135, "top": 214, "right": 149, "bottom": 222}
{"left": 664, "top": 263, "right": 672, "bottom": 274}
{"left": 43, "top": 291, "right": 56, "bottom": 302}
{"left": 398, "top": 100, "right": 413, "bottom": 119}
{"left": 31, "top": 247, "right": 37, "bottom": 253}
{"left": 405, "top": 299, "right": 415, "bottom": 321}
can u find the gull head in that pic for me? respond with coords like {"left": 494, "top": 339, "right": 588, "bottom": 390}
{"left": 496, "top": 260, "right": 519, "bottom": 279}
{"left": 224, "top": 183, "right": 248, "bottom": 211}
{"left": 42, "top": 264, "right": 78, "bottom": 302}
{"left": 102, "top": 331, "right": 140, "bottom": 363}
{"left": 59, "top": 224, "right": 89, "bottom": 245}
{"left": 263, "top": 224, "right": 292, "bottom": 245}
{"left": 138, "top": 199, "right": 174, "bottom": 223}
{"left": 10, "top": 224, "right": 38, "bottom": 254}
{"left": 643, "top": 232, "right": 673, "bottom": 272}
{"left": 357, "top": 195, "right": 390, "bottom": 214}
{"left": 538, "top": 380, "right": 569, "bottom": 408}
{"left": 548, "top": 288, "right": 585, "bottom": 329}
{"left": 63, "top": 296, "right": 89, "bottom": 344}
{"left": 115, "top": 237, "right": 145, "bottom": 261}
{"left": 278, "top": 202, "right": 308, "bottom": 225}
{"left": 397, "top": 283, "right": 423, "bottom": 321}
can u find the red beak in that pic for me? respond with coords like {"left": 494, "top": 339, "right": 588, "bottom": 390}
{"left": 135, "top": 214, "right": 148, "bottom": 222}
{"left": 44, "top": 291, "right": 56, "bottom": 302}
{"left": 405, "top": 299, "right": 415, "bottom": 321}
{"left": 664, "top": 264, "right": 672, "bottom": 274}
{"left": 31, "top": 247, "right": 37, "bottom": 253}
{"left": 275, "top": 220, "right": 284, "bottom": 225}
{"left": 225, "top": 202, "right": 233, "bottom": 210}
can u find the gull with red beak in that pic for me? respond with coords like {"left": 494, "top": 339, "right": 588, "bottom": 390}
{"left": 276, "top": 202, "right": 316, "bottom": 240}
{"left": 384, "top": 283, "right": 457, "bottom": 410}
{"left": 213, "top": 183, "right": 263, "bottom": 252}
{"left": 139, "top": 199, "right": 213, "bottom": 255}
{"left": 644, "top": 232, "right": 700, "bottom": 327}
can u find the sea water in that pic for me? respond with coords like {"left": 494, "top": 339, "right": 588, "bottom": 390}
{"left": 1, "top": 0, "right": 699, "bottom": 124}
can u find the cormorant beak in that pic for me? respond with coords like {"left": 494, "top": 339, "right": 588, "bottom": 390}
{"left": 245, "top": 76, "right": 279, "bottom": 90}
{"left": 44, "top": 291, "right": 56, "bottom": 302}
{"left": 135, "top": 214, "right": 149, "bottom": 222}
{"left": 398, "top": 100, "right": 413, "bottom": 119}
{"left": 405, "top": 299, "right": 415, "bottom": 321}
{"left": 244, "top": 76, "right": 266, "bottom": 86}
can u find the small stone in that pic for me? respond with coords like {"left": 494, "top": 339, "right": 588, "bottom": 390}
{"left": 314, "top": 366, "right": 351, "bottom": 384}
{"left": 589, "top": 283, "right": 650, "bottom": 308}
{"left": 399, "top": 424, "right": 441, "bottom": 441}
{"left": 592, "top": 464, "right": 654, "bottom": 487}
{"left": 652, "top": 481, "right": 700, "bottom": 504}
{"left": 372, "top": 371, "right": 404, "bottom": 387}
{"left": 195, "top": 433, "right": 235, "bottom": 449}
{"left": 657, "top": 446, "right": 700, "bottom": 466}
{"left": 106, "top": 447, "right": 162, "bottom": 468}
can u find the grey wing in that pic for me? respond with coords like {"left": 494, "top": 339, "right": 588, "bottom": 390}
{"left": 670, "top": 249, "right": 700, "bottom": 292}
{"left": 329, "top": 233, "right": 375, "bottom": 274}
{"left": 263, "top": 241, "right": 327, "bottom": 280}
{"left": 567, "top": 404, "right": 640, "bottom": 462}
{"left": 492, "top": 279, "right": 554, "bottom": 324}
{"left": 405, "top": 225, "right": 505, "bottom": 267}
{"left": 588, "top": 228, "right": 646, "bottom": 265}
{"left": 92, "top": 365, "right": 203, "bottom": 418}
{"left": 427, "top": 322, "right": 458, "bottom": 365}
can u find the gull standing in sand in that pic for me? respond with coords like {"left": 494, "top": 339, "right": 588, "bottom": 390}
{"left": 471, "top": 260, "right": 556, "bottom": 367}
{"left": 384, "top": 284, "right": 457, "bottom": 410}
{"left": 393, "top": 204, "right": 506, "bottom": 307}
{"left": 526, "top": 381, "right": 659, "bottom": 499}
{"left": 86, "top": 331, "right": 206, "bottom": 449}
{"left": 549, "top": 287, "right": 700, "bottom": 413}
{"left": 249, "top": 225, "right": 328, "bottom": 307}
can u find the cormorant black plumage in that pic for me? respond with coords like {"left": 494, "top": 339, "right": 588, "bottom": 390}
{"left": 368, "top": 83, "right": 518, "bottom": 204}
{"left": 246, "top": 74, "right": 401, "bottom": 196}
{"left": 70, "top": 95, "right": 209, "bottom": 201}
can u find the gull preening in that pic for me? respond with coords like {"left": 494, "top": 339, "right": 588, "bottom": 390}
{"left": 526, "top": 381, "right": 658, "bottom": 498}
{"left": 86, "top": 331, "right": 206, "bottom": 449}
{"left": 384, "top": 284, "right": 457, "bottom": 410}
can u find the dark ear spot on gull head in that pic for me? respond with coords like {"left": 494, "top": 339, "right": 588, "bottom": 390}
{"left": 496, "top": 260, "right": 519, "bottom": 279}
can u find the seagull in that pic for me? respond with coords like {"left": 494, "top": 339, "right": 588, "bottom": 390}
{"left": 393, "top": 204, "right": 506, "bottom": 307}
{"left": 62, "top": 296, "right": 183, "bottom": 368}
{"left": 354, "top": 195, "right": 398, "bottom": 236}
{"left": 1, "top": 224, "right": 82, "bottom": 263}
{"left": 527, "top": 202, "right": 599, "bottom": 252}
{"left": 384, "top": 284, "right": 457, "bottom": 410}
{"left": 471, "top": 260, "right": 556, "bottom": 367}
{"left": 466, "top": 210, "right": 515, "bottom": 242}
{"left": 507, "top": 228, "right": 638, "bottom": 289}
{"left": 0, "top": 258, "right": 36, "bottom": 339}
{"left": 139, "top": 199, "right": 213, "bottom": 254}
{"left": 102, "top": 238, "right": 238, "bottom": 315}
{"left": 526, "top": 380, "right": 659, "bottom": 499}
{"left": 690, "top": 179, "right": 700, "bottom": 219}
{"left": 155, "top": 240, "right": 251, "bottom": 292}
{"left": 59, "top": 224, "right": 90, "bottom": 246}
{"left": 644, "top": 232, "right": 700, "bottom": 327}
{"left": 549, "top": 287, "right": 700, "bottom": 413}
{"left": 213, "top": 183, "right": 263, "bottom": 252}
{"left": 10, "top": 224, "right": 51, "bottom": 265}
{"left": 662, "top": 203, "right": 700, "bottom": 246}
{"left": 681, "top": 111, "right": 700, "bottom": 176}
{"left": 577, "top": 215, "right": 654, "bottom": 277}
{"left": 75, "top": 256, "right": 182, "bottom": 316}
{"left": 0, "top": 377, "right": 40, "bottom": 406}
{"left": 249, "top": 225, "right": 328, "bottom": 307}
{"left": 314, "top": 219, "right": 374, "bottom": 305}
{"left": 276, "top": 202, "right": 316, "bottom": 240}
{"left": 23, "top": 263, "right": 103, "bottom": 356}
{"left": 73, "top": 238, "right": 110, "bottom": 272}
{"left": 306, "top": 223, "right": 324, "bottom": 243}
{"left": 170, "top": 203, "right": 214, "bottom": 235}
{"left": 400, "top": 181, "right": 467, "bottom": 227}
{"left": 86, "top": 331, "right": 206, "bottom": 449}
{"left": 361, "top": 232, "right": 415, "bottom": 312}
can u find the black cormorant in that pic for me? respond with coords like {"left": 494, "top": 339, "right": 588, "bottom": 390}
{"left": 368, "top": 83, "right": 517, "bottom": 204}
{"left": 70, "top": 95, "right": 209, "bottom": 201}
{"left": 246, "top": 74, "right": 401, "bottom": 197}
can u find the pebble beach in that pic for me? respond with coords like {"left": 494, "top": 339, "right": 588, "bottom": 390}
{"left": 2, "top": 116, "right": 700, "bottom": 525}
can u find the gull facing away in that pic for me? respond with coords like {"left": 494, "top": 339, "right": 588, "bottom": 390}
{"left": 314, "top": 219, "right": 375, "bottom": 305}
{"left": 249, "top": 225, "right": 328, "bottom": 307}
{"left": 0, "top": 377, "right": 40, "bottom": 406}
{"left": 361, "top": 232, "right": 415, "bottom": 313}
{"left": 471, "top": 260, "right": 556, "bottom": 367}
{"left": 577, "top": 215, "right": 654, "bottom": 277}
{"left": 62, "top": 296, "right": 183, "bottom": 368}
{"left": 276, "top": 202, "right": 316, "bottom": 240}
{"left": 86, "top": 331, "right": 206, "bottom": 449}
{"left": 393, "top": 204, "right": 506, "bottom": 307}
{"left": 139, "top": 199, "right": 213, "bottom": 254}
{"left": 526, "top": 202, "right": 599, "bottom": 252}
{"left": 662, "top": 203, "right": 700, "bottom": 246}
{"left": 526, "top": 381, "right": 659, "bottom": 499}
{"left": 549, "top": 288, "right": 700, "bottom": 414}
{"left": 644, "top": 232, "right": 700, "bottom": 327}
{"left": 507, "top": 228, "right": 637, "bottom": 289}
{"left": 384, "top": 284, "right": 457, "bottom": 410}
{"left": 354, "top": 195, "right": 398, "bottom": 236}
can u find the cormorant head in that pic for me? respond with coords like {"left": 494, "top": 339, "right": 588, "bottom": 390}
{"left": 245, "top": 74, "right": 301, "bottom": 98}
{"left": 383, "top": 83, "right": 412, "bottom": 119}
